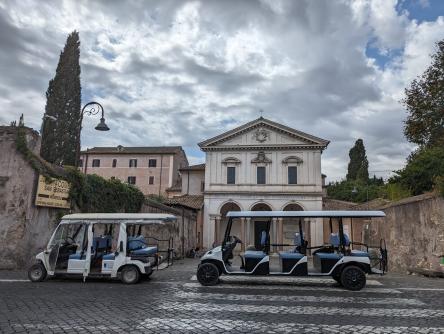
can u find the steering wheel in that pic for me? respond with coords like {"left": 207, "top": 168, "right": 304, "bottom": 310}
{"left": 63, "top": 236, "right": 76, "bottom": 245}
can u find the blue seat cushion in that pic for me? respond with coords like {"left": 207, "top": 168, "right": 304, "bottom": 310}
{"left": 279, "top": 251, "right": 304, "bottom": 260}
{"left": 131, "top": 246, "right": 157, "bottom": 256}
{"left": 103, "top": 253, "right": 115, "bottom": 260}
{"left": 69, "top": 252, "right": 84, "bottom": 260}
{"left": 350, "top": 250, "right": 369, "bottom": 257}
{"left": 316, "top": 252, "right": 342, "bottom": 260}
{"left": 244, "top": 250, "right": 266, "bottom": 259}
{"left": 93, "top": 236, "right": 112, "bottom": 250}
{"left": 128, "top": 236, "right": 146, "bottom": 250}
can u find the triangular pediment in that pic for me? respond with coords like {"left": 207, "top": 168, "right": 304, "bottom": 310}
{"left": 198, "top": 117, "right": 329, "bottom": 150}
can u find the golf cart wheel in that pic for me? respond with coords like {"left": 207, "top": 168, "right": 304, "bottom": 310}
{"left": 197, "top": 263, "right": 220, "bottom": 286}
{"left": 120, "top": 266, "right": 140, "bottom": 284}
{"left": 28, "top": 263, "right": 47, "bottom": 282}
{"left": 341, "top": 265, "right": 366, "bottom": 291}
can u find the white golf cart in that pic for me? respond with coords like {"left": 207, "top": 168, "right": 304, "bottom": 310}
{"left": 197, "top": 210, "right": 387, "bottom": 291}
{"left": 28, "top": 213, "right": 175, "bottom": 284}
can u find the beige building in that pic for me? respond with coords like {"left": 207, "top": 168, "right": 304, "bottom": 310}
{"left": 165, "top": 163, "right": 206, "bottom": 248}
{"left": 79, "top": 145, "right": 188, "bottom": 196}
{"left": 199, "top": 117, "right": 329, "bottom": 249}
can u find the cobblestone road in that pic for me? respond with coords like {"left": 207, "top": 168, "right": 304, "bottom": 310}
{"left": 0, "top": 259, "right": 443, "bottom": 333}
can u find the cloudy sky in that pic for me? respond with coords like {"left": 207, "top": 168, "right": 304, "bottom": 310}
{"left": 0, "top": 0, "right": 443, "bottom": 181}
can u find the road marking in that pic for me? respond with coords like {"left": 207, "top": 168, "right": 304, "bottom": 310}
{"left": 159, "top": 301, "right": 444, "bottom": 318}
{"left": 183, "top": 282, "right": 402, "bottom": 294}
{"left": 397, "top": 287, "right": 444, "bottom": 291}
{"left": 0, "top": 279, "right": 29, "bottom": 282}
{"left": 12, "top": 323, "right": 121, "bottom": 331}
{"left": 138, "top": 317, "right": 444, "bottom": 333}
{"left": 175, "top": 291, "right": 425, "bottom": 306}
{"left": 190, "top": 274, "right": 383, "bottom": 285}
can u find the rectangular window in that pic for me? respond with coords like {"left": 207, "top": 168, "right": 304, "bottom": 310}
{"left": 149, "top": 159, "right": 157, "bottom": 167}
{"left": 129, "top": 159, "right": 137, "bottom": 168}
{"left": 112, "top": 159, "right": 117, "bottom": 168}
{"left": 127, "top": 176, "right": 136, "bottom": 185}
{"left": 78, "top": 159, "right": 83, "bottom": 167}
{"left": 288, "top": 166, "right": 298, "bottom": 184}
{"left": 257, "top": 166, "right": 266, "bottom": 184}
{"left": 92, "top": 159, "right": 100, "bottom": 167}
{"left": 201, "top": 181, "right": 205, "bottom": 192}
{"left": 149, "top": 176, "right": 154, "bottom": 185}
{"left": 227, "top": 166, "right": 236, "bottom": 184}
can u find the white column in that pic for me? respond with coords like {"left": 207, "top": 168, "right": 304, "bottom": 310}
{"left": 214, "top": 216, "right": 221, "bottom": 246}
{"left": 240, "top": 218, "right": 245, "bottom": 251}
{"left": 204, "top": 215, "right": 216, "bottom": 249}
{"left": 245, "top": 218, "right": 252, "bottom": 246}
{"left": 310, "top": 218, "right": 323, "bottom": 247}
{"left": 271, "top": 218, "right": 277, "bottom": 253}
{"left": 278, "top": 218, "right": 283, "bottom": 251}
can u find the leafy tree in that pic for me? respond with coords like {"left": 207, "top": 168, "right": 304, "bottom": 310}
{"left": 391, "top": 146, "right": 444, "bottom": 195}
{"left": 40, "top": 31, "right": 81, "bottom": 166}
{"left": 327, "top": 179, "right": 378, "bottom": 203}
{"left": 403, "top": 39, "right": 444, "bottom": 148}
{"left": 346, "top": 139, "right": 369, "bottom": 181}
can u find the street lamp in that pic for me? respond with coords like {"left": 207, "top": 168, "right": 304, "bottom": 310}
{"left": 75, "top": 101, "right": 110, "bottom": 167}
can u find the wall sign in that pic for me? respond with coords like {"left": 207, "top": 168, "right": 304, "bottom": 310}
{"left": 35, "top": 175, "right": 70, "bottom": 209}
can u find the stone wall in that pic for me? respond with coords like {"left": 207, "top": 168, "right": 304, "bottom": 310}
{"left": 0, "top": 126, "right": 62, "bottom": 269}
{"left": 140, "top": 198, "right": 197, "bottom": 258}
{"left": 366, "top": 193, "right": 444, "bottom": 273}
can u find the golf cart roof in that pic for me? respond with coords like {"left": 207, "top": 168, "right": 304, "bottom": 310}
{"left": 226, "top": 210, "right": 386, "bottom": 218}
{"left": 61, "top": 213, "right": 177, "bottom": 222}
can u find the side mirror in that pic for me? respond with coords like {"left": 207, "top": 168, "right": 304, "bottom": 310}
{"left": 119, "top": 241, "right": 124, "bottom": 252}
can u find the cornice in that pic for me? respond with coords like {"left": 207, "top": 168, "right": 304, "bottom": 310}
{"left": 203, "top": 190, "right": 324, "bottom": 196}
{"left": 201, "top": 144, "right": 325, "bottom": 152}
{"left": 199, "top": 117, "right": 330, "bottom": 149}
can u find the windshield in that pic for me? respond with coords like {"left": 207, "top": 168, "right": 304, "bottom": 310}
{"left": 49, "top": 222, "right": 86, "bottom": 249}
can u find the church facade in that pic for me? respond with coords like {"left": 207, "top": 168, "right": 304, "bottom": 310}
{"left": 199, "top": 117, "right": 329, "bottom": 250}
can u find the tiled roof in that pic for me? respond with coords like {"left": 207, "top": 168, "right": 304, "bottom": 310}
{"left": 164, "top": 195, "right": 204, "bottom": 210}
{"left": 180, "top": 163, "right": 205, "bottom": 171}
{"left": 81, "top": 146, "right": 183, "bottom": 155}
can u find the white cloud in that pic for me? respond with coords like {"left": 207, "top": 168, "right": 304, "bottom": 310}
{"left": 0, "top": 0, "right": 443, "bottom": 182}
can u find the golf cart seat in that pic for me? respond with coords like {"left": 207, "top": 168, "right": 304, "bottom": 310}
{"left": 341, "top": 233, "right": 368, "bottom": 256}
{"left": 102, "top": 253, "right": 115, "bottom": 260}
{"left": 243, "top": 231, "right": 268, "bottom": 272}
{"left": 279, "top": 233, "right": 305, "bottom": 258}
{"left": 278, "top": 233, "right": 305, "bottom": 273}
{"left": 127, "top": 235, "right": 157, "bottom": 256}
{"left": 68, "top": 252, "right": 86, "bottom": 260}
{"left": 350, "top": 250, "right": 369, "bottom": 257}
{"left": 93, "top": 236, "right": 112, "bottom": 250}
{"left": 127, "top": 235, "right": 146, "bottom": 250}
{"left": 131, "top": 246, "right": 158, "bottom": 256}
{"left": 244, "top": 230, "right": 267, "bottom": 258}
{"left": 330, "top": 233, "right": 340, "bottom": 247}
{"left": 244, "top": 250, "right": 266, "bottom": 259}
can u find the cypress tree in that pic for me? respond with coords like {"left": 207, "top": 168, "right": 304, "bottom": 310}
{"left": 40, "top": 31, "right": 81, "bottom": 166}
{"left": 346, "top": 139, "right": 369, "bottom": 181}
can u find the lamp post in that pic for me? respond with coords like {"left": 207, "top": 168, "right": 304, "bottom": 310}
{"left": 75, "top": 101, "right": 110, "bottom": 167}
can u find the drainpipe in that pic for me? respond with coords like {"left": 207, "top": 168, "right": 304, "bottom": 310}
{"left": 84, "top": 150, "right": 89, "bottom": 174}
{"left": 182, "top": 208, "right": 185, "bottom": 258}
{"left": 187, "top": 171, "right": 190, "bottom": 195}
{"left": 159, "top": 155, "right": 163, "bottom": 196}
